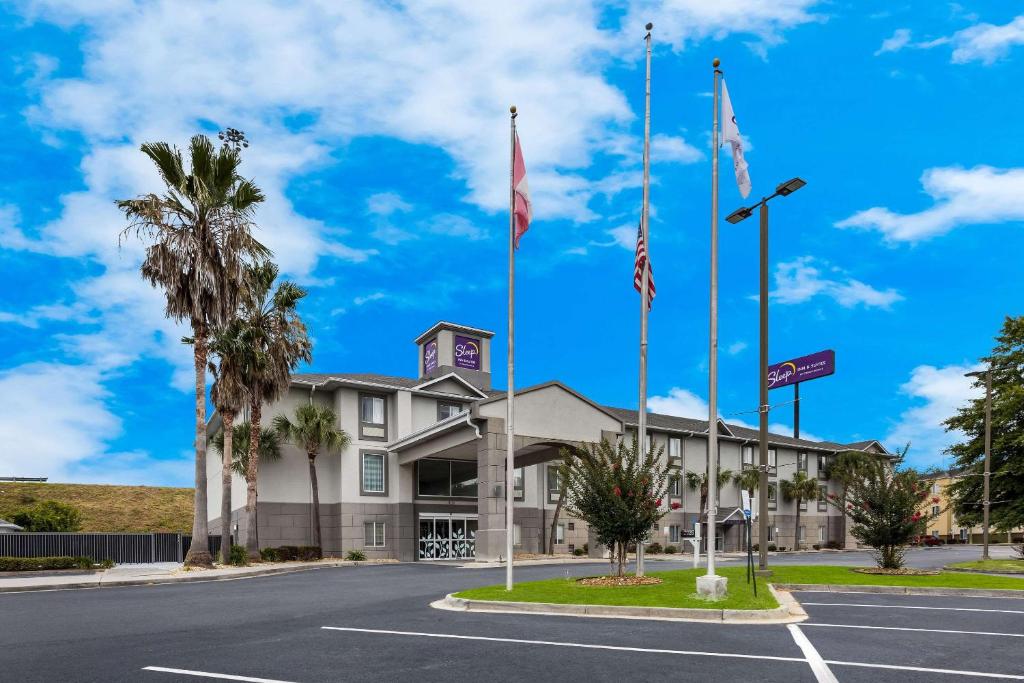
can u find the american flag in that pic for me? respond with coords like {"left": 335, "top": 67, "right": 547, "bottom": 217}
{"left": 633, "top": 221, "right": 655, "bottom": 309}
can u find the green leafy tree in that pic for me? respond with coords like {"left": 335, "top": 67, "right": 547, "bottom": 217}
{"left": 946, "top": 316, "right": 1024, "bottom": 532}
{"left": 733, "top": 468, "right": 760, "bottom": 497}
{"left": 11, "top": 500, "right": 82, "bottom": 532}
{"left": 780, "top": 471, "right": 819, "bottom": 549}
{"left": 684, "top": 466, "right": 734, "bottom": 523}
{"left": 118, "top": 135, "right": 269, "bottom": 567}
{"left": 828, "top": 450, "right": 876, "bottom": 548}
{"left": 209, "top": 320, "right": 248, "bottom": 564}
{"left": 235, "top": 262, "right": 312, "bottom": 559}
{"left": 562, "top": 438, "right": 670, "bottom": 577}
{"left": 826, "top": 455, "right": 935, "bottom": 569}
{"left": 273, "top": 404, "right": 350, "bottom": 552}
{"left": 212, "top": 422, "right": 283, "bottom": 477}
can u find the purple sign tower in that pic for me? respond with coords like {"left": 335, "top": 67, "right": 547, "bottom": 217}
{"left": 423, "top": 338, "right": 438, "bottom": 374}
{"left": 453, "top": 335, "right": 481, "bottom": 371}
{"left": 767, "top": 349, "right": 835, "bottom": 390}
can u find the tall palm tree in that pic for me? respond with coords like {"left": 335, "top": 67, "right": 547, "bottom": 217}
{"left": 829, "top": 450, "right": 875, "bottom": 548}
{"left": 780, "top": 471, "right": 820, "bottom": 549}
{"left": 118, "top": 135, "right": 269, "bottom": 567}
{"left": 236, "top": 262, "right": 312, "bottom": 559}
{"left": 273, "top": 404, "right": 350, "bottom": 552}
{"left": 209, "top": 321, "right": 248, "bottom": 564}
{"left": 685, "top": 467, "right": 734, "bottom": 523}
{"left": 733, "top": 468, "right": 761, "bottom": 497}
{"left": 212, "top": 422, "right": 284, "bottom": 477}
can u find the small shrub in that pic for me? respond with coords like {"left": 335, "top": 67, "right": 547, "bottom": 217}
{"left": 98, "top": 558, "right": 115, "bottom": 569}
{"left": 812, "top": 544, "right": 821, "bottom": 550}
{"left": 229, "top": 545, "right": 248, "bottom": 566}
{"left": 277, "top": 546, "right": 300, "bottom": 561}
{"left": 582, "top": 543, "right": 589, "bottom": 554}
{"left": 0, "top": 556, "right": 93, "bottom": 572}
{"left": 923, "top": 536, "right": 943, "bottom": 547}
{"left": 663, "top": 545, "right": 678, "bottom": 554}
{"left": 572, "top": 548, "right": 585, "bottom": 556}
{"left": 11, "top": 500, "right": 83, "bottom": 532}
{"left": 825, "top": 540, "right": 842, "bottom": 550}
{"left": 752, "top": 543, "right": 759, "bottom": 552}
{"left": 297, "top": 546, "right": 322, "bottom": 561}
{"left": 645, "top": 542, "right": 663, "bottom": 554}
{"left": 767, "top": 544, "right": 777, "bottom": 552}
{"left": 260, "top": 547, "right": 281, "bottom": 562}
{"left": 346, "top": 550, "right": 367, "bottom": 561}
{"left": 777, "top": 546, "right": 787, "bottom": 551}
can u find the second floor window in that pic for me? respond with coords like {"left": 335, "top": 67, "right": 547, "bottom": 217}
{"left": 668, "top": 437, "right": 681, "bottom": 459}
{"left": 797, "top": 451, "right": 808, "bottom": 473}
{"left": 768, "top": 448, "right": 777, "bottom": 475}
{"left": 547, "top": 466, "right": 562, "bottom": 504}
{"left": 669, "top": 475, "right": 682, "bottom": 498}
{"left": 742, "top": 445, "right": 754, "bottom": 469}
{"left": 817, "top": 454, "right": 830, "bottom": 480}
{"left": 438, "top": 402, "right": 464, "bottom": 420}
{"left": 361, "top": 452, "right": 386, "bottom": 495}
{"left": 818, "top": 485, "right": 828, "bottom": 511}
{"left": 767, "top": 483, "right": 777, "bottom": 510}
{"left": 359, "top": 393, "right": 386, "bottom": 441}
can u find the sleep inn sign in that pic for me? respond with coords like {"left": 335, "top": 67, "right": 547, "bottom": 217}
{"left": 206, "top": 323, "right": 884, "bottom": 561}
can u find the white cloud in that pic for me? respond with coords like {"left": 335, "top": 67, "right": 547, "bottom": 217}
{"left": 837, "top": 166, "right": 1024, "bottom": 243}
{"left": 353, "top": 292, "right": 387, "bottom": 306}
{"left": 651, "top": 133, "right": 702, "bottom": 164}
{"left": 951, "top": 15, "right": 1024, "bottom": 64}
{"left": 886, "top": 363, "right": 983, "bottom": 465}
{"left": 366, "top": 192, "right": 413, "bottom": 217}
{"left": 875, "top": 28, "right": 912, "bottom": 55}
{"left": 769, "top": 256, "right": 903, "bottom": 309}
{"left": 727, "top": 341, "right": 748, "bottom": 355}
{"left": 606, "top": 224, "right": 638, "bottom": 250}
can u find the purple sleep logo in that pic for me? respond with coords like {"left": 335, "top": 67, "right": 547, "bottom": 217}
{"left": 767, "top": 349, "right": 835, "bottom": 390}
{"left": 454, "top": 335, "right": 481, "bottom": 370}
{"left": 423, "top": 338, "right": 438, "bottom": 373}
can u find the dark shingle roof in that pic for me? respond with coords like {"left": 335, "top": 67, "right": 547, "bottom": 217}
{"left": 291, "top": 372, "right": 421, "bottom": 389}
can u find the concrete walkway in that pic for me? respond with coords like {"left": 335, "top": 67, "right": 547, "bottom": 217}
{"left": 0, "top": 559, "right": 391, "bottom": 593}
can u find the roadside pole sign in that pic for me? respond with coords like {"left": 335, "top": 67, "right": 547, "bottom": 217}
{"left": 767, "top": 349, "right": 835, "bottom": 390}
{"left": 741, "top": 490, "right": 752, "bottom": 519}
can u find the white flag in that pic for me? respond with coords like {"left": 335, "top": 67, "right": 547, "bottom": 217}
{"left": 721, "top": 78, "right": 751, "bottom": 199}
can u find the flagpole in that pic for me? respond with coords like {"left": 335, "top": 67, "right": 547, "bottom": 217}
{"left": 505, "top": 105, "right": 517, "bottom": 592}
{"left": 698, "top": 57, "right": 726, "bottom": 597}
{"left": 636, "top": 22, "right": 653, "bottom": 578}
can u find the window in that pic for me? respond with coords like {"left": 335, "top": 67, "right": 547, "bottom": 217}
{"left": 668, "top": 437, "right": 681, "bottom": 459}
{"left": 513, "top": 468, "right": 524, "bottom": 501}
{"left": 931, "top": 482, "right": 940, "bottom": 495}
{"left": 547, "top": 466, "right": 562, "bottom": 504}
{"left": 818, "top": 486, "right": 828, "bottom": 511}
{"left": 768, "top": 448, "right": 777, "bottom": 475}
{"left": 513, "top": 523, "right": 522, "bottom": 547}
{"left": 818, "top": 525, "right": 825, "bottom": 542}
{"left": 669, "top": 475, "right": 682, "bottom": 498}
{"left": 742, "top": 445, "right": 754, "bottom": 469}
{"left": 931, "top": 505, "right": 940, "bottom": 517}
{"left": 767, "top": 525, "right": 776, "bottom": 542}
{"left": 567, "top": 522, "right": 575, "bottom": 531}
{"left": 799, "top": 498, "right": 808, "bottom": 512}
{"left": 416, "top": 458, "right": 477, "bottom": 498}
{"left": 359, "top": 393, "right": 387, "bottom": 441}
{"left": 767, "top": 483, "right": 777, "bottom": 510}
{"left": 360, "top": 452, "right": 387, "bottom": 495}
{"left": 797, "top": 451, "right": 808, "bottom": 473}
{"left": 817, "top": 454, "right": 830, "bottom": 480}
{"left": 554, "top": 523, "right": 566, "bottom": 544}
{"left": 669, "top": 525, "right": 680, "bottom": 543}
{"left": 960, "top": 528, "right": 968, "bottom": 541}
{"left": 437, "top": 401, "right": 464, "bottom": 421}
{"left": 364, "top": 521, "right": 385, "bottom": 548}
{"left": 931, "top": 530, "right": 939, "bottom": 539}
{"left": 798, "top": 526, "right": 805, "bottom": 542}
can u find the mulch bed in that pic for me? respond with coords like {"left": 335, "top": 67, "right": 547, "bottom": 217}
{"left": 577, "top": 575, "right": 664, "bottom": 587}
{"left": 852, "top": 567, "right": 940, "bottom": 576}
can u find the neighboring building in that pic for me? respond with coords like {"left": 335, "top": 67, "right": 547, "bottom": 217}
{"left": 920, "top": 471, "right": 1024, "bottom": 544}
{"left": 207, "top": 321, "right": 890, "bottom": 561}
{"left": 0, "top": 519, "right": 24, "bottom": 534}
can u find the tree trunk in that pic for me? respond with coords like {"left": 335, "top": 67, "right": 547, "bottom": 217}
{"left": 245, "top": 394, "right": 262, "bottom": 561}
{"left": 794, "top": 499, "right": 802, "bottom": 550}
{"left": 220, "top": 410, "right": 235, "bottom": 565}
{"left": 547, "top": 482, "right": 566, "bottom": 555}
{"left": 617, "top": 542, "right": 626, "bottom": 577}
{"left": 840, "top": 483, "right": 849, "bottom": 549}
{"left": 308, "top": 452, "right": 322, "bottom": 553}
{"left": 185, "top": 326, "right": 213, "bottom": 568}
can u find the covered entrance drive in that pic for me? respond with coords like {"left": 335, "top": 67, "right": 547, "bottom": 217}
{"left": 418, "top": 513, "right": 478, "bottom": 560}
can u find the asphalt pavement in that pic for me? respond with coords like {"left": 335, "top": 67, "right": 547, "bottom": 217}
{"left": 0, "top": 546, "right": 1020, "bottom": 682}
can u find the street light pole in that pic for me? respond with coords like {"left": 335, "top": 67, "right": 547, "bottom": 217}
{"left": 725, "top": 177, "right": 806, "bottom": 574}
{"left": 983, "top": 368, "right": 992, "bottom": 561}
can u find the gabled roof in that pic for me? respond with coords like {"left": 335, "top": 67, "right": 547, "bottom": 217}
{"left": 292, "top": 372, "right": 421, "bottom": 390}
{"left": 413, "top": 372, "right": 488, "bottom": 398}
{"left": 413, "top": 321, "right": 495, "bottom": 344}
{"left": 477, "top": 381, "right": 626, "bottom": 427}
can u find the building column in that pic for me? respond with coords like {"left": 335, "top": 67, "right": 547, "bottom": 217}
{"left": 475, "top": 417, "right": 508, "bottom": 561}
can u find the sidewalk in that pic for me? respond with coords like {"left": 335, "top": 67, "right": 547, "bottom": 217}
{"left": 0, "top": 559, "right": 391, "bottom": 593}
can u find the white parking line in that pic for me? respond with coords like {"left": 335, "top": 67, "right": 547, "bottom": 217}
{"left": 142, "top": 666, "right": 297, "bottom": 682}
{"left": 321, "top": 626, "right": 806, "bottom": 663}
{"left": 801, "top": 602, "right": 1024, "bottom": 614}
{"left": 803, "top": 623, "right": 1024, "bottom": 638}
{"left": 825, "top": 660, "right": 1024, "bottom": 680}
{"left": 787, "top": 624, "right": 838, "bottom": 683}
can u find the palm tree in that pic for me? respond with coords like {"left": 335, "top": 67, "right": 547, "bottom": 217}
{"left": 209, "top": 321, "right": 248, "bottom": 564}
{"left": 780, "top": 471, "right": 820, "bottom": 549}
{"left": 829, "top": 450, "right": 875, "bottom": 548}
{"left": 685, "top": 467, "right": 734, "bottom": 523}
{"left": 212, "top": 422, "right": 284, "bottom": 477}
{"left": 273, "top": 404, "right": 350, "bottom": 553}
{"left": 118, "top": 135, "right": 269, "bottom": 567}
{"left": 733, "top": 468, "right": 761, "bottom": 497}
{"left": 236, "top": 262, "right": 312, "bottom": 559}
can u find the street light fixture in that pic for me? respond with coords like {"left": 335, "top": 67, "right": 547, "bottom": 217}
{"left": 965, "top": 368, "right": 992, "bottom": 561}
{"left": 727, "top": 176, "right": 806, "bottom": 574}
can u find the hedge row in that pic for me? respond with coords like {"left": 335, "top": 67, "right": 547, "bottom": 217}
{"left": 259, "top": 545, "right": 322, "bottom": 562}
{"left": 0, "top": 556, "right": 99, "bottom": 572}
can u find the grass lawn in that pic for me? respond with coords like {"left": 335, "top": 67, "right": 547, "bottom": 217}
{"left": 455, "top": 565, "right": 1024, "bottom": 610}
{"left": 455, "top": 567, "right": 777, "bottom": 610}
{"left": 0, "top": 482, "right": 193, "bottom": 532}
{"left": 945, "top": 559, "right": 1024, "bottom": 574}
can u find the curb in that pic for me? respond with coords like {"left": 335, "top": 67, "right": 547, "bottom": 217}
{"left": 943, "top": 566, "right": 1024, "bottom": 576}
{"left": 0, "top": 560, "right": 393, "bottom": 593}
{"left": 773, "top": 582, "right": 1024, "bottom": 599}
{"left": 436, "top": 584, "right": 806, "bottom": 624}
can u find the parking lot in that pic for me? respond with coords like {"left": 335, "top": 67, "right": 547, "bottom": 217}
{"left": 1, "top": 551, "right": 1021, "bottom": 682}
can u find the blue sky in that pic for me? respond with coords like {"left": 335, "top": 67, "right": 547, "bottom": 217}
{"left": 1, "top": 1, "right": 1021, "bottom": 485}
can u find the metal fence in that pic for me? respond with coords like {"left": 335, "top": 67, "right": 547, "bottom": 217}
{"left": 0, "top": 532, "right": 227, "bottom": 564}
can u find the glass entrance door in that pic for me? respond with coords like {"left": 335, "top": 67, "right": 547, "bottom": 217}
{"left": 418, "top": 514, "right": 477, "bottom": 560}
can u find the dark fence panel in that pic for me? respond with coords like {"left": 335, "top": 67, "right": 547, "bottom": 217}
{"left": 0, "top": 533, "right": 227, "bottom": 564}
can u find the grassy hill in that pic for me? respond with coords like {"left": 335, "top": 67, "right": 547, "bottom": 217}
{"left": 0, "top": 482, "right": 193, "bottom": 533}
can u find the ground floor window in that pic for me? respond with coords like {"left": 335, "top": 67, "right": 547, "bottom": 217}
{"left": 364, "top": 521, "right": 385, "bottom": 548}
{"left": 418, "top": 514, "right": 477, "bottom": 560}
{"left": 960, "top": 528, "right": 969, "bottom": 541}
{"left": 513, "top": 523, "right": 522, "bottom": 547}
{"left": 767, "top": 525, "right": 775, "bottom": 542}
{"left": 798, "top": 526, "right": 805, "bottom": 542}
{"left": 554, "top": 523, "right": 565, "bottom": 544}
{"left": 818, "top": 525, "right": 825, "bottom": 542}
{"left": 669, "top": 524, "right": 680, "bottom": 543}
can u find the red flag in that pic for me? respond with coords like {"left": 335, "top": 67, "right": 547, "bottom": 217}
{"left": 633, "top": 221, "right": 655, "bottom": 309}
{"left": 513, "top": 132, "right": 532, "bottom": 248}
